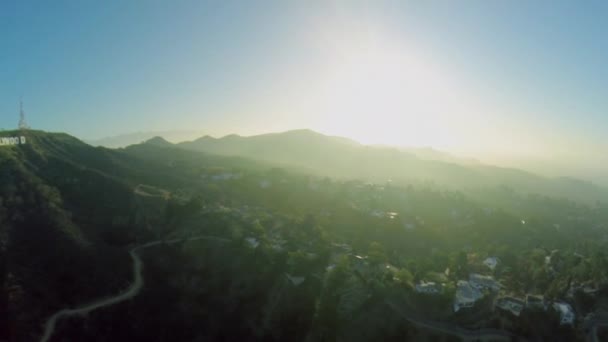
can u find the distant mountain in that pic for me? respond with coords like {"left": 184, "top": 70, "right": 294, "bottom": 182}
{"left": 143, "top": 136, "right": 173, "bottom": 148}
{"left": 86, "top": 130, "right": 205, "bottom": 148}
{"left": 177, "top": 129, "right": 363, "bottom": 173}
{"left": 175, "top": 129, "right": 608, "bottom": 204}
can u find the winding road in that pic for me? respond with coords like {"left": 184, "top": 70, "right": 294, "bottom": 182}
{"left": 40, "top": 235, "right": 230, "bottom": 342}
{"left": 384, "top": 300, "right": 525, "bottom": 342}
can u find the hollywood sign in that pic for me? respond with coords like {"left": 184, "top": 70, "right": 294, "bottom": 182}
{"left": 0, "top": 136, "right": 27, "bottom": 146}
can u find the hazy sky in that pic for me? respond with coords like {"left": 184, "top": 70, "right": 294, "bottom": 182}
{"left": 1, "top": 0, "right": 607, "bottom": 176}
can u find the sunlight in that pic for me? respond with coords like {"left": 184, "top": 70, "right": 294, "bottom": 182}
{"left": 318, "top": 44, "right": 468, "bottom": 148}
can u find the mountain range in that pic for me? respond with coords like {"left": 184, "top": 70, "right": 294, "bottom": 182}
{"left": 85, "top": 130, "right": 205, "bottom": 148}
{"left": 137, "top": 129, "right": 607, "bottom": 204}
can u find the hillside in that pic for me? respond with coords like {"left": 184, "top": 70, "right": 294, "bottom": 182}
{"left": 0, "top": 130, "right": 270, "bottom": 341}
{"left": 175, "top": 129, "right": 608, "bottom": 204}
{"left": 0, "top": 130, "right": 139, "bottom": 341}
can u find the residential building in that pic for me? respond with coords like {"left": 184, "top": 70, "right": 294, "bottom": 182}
{"left": 210, "top": 172, "right": 241, "bottom": 181}
{"left": 245, "top": 237, "right": 259, "bottom": 249}
{"left": 454, "top": 280, "right": 484, "bottom": 312}
{"left": 469, "top": 273, "right": 501, "bottom": 291}
{"left": 415, "top": 281, "right": 442, "bottom": 295}
{"left": 259, "top": 180, "right": 272, "bottom": 188}
{"left": 496, "top": 297, "right": 525, "bottom": 316}
{"left": 351, "top": 255, "right": 370, "bottom": 277}
{"left": 553, "top": 302, "right": 575, "bottom": 325}
{"left": 403, "top": 222, "right": 416, "bottom": 231}
{"left": 285, "top": 273, "right": 306, "bottom": 286}
{"left": 483, "top": 257, "right": 499, "bottom": 270}
{"left": 525, "top": 294, "right": 545, "bottom": 309}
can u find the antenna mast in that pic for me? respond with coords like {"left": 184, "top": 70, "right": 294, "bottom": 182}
{"left": 18, "top": 99, "right": 29, "bottom": 130}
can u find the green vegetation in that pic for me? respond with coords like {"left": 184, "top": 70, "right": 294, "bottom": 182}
{"left": 1, "top": 130, "right": 607, "bottom": 341}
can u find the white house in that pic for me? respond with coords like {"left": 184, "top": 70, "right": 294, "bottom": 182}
{"left": 454, "top": 280, "right": 483, "bottom": 312}
{"left": 245, "top": 237, "right": 259, "bottom": 249}
{"left": 371, "top": 210, "right": 384, "bottom": 218}
{"left": 483, "top": 257, "right": 499, "bottom": 270}
{"left": 415, "top": 281, "right": 442, "bottom": 295}
{"left": 553, "top": 302, "right": 575, "bottom": 325}
{"left": 210, "top": 173, "right": 234, "bottom": 181}
{"left": 403, "top": 222, "right": 416, "bottom": 231}
{"left": 496, "top": 297, "right": 525, "bottom": 316}
{"left": 285, "top": 273, "right": 306, "bottom": 286}
{"left": 469, "top": 273, "right": 501, "bottom": 291}
{"left": 525, "top": 294, "right": 545, "bottom": 309}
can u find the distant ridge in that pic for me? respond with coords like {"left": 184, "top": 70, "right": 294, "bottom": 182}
{"left": 86, "top": 130, "right": 205, "bottom": 148}
{"left": 143, "top": 136, "right": 173, "bottom": 148}
{"left": 175, "top": 129, "right": 608, "bottom": 204}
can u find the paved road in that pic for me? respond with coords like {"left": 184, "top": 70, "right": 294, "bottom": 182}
{"left": 385, "top": 300, "right": 524, "bottom": 342}
{"left": 40, "top": 235, "right": 230, "bottom": 342}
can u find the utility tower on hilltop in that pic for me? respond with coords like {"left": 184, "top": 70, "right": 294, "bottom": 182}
{"left": 18, "top": 100, "right": 29, "bottom": 130}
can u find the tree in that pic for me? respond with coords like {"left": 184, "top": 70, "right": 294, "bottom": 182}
{"left": 368, "top": 241, "right": 388, "bottom": 265}
{"left": 451, "top": 251, "right": 468, "bottom": 278}
{"left": 395, "top": 269, "right": 414, "bottom": 289}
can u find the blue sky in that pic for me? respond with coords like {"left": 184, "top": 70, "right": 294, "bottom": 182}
{"left": 1, "top": 0, "right": 607, "bottom": 172}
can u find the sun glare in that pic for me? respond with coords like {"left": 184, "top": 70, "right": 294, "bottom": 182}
{"left": 318, "top": 44, "right": 470, "bottom": 149}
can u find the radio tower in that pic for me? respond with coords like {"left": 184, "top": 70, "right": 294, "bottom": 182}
{"left": 18, "top": 99, "right": 29, "bottom": 130}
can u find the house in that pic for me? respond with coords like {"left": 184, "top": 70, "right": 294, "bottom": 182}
{"left": 245, "top": 237, "right": 259, "bottom": 249}
{"left": 553, "top": 302, "right": 575, "bottom": 325}
{"left": 384, "top": 264, "right": 400, "bottom": 274}
{"left": 469, "top": 273, "right": 501, "bottom": 291}
{"left": 331, "top": 242, "right": 352, "bottom": 253}
{"left": 454, "top": 280, "right": 484, "bottom": 312}
{"left": 403, "top": 222, "right": 416, "bottom": 231}
{"left": 583, "top": 285, "right": 599, "bottom": 295}
{"left": 351, "top": 255, "right": 370, "bottom": 277}
{"left": 566, "top": 282, "right": 598, "bottom": 298}
{"left": 210, "top": 172, "right": 241, "bottom": 181}
{"left": 525, "top": 294, "right": 545, "bottom": 309}
{"left": 370, "top": 210, "right": 398, "bottom": 219}
{"left": 496, "top": 297, "right": 525, "bottom": 316}
{"left": 424, "top": 271, "right": 448, "bottom": 284}
{"left": 371, "top": 210, "right": 384, "bottom": 218}
{"left": 483, "top": 257, "right": 499, "bottom": 270}
{"left": 285, "top": 273, "right": 306, "bottom": 286}
{"left": 415, "top": 281, "right": 442, "bottom": 295}
{"left": 270, "top": 238, "right": 287, "bottom": 252}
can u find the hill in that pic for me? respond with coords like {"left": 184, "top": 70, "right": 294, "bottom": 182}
{"left": 0, "top": 130, "right": 271, "bottom": 341}
{"left": 142, "top": 136, "right": 174, "bottom": 148}
{"left": 0, "top": 130, "right": 140, "bottom": 340}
